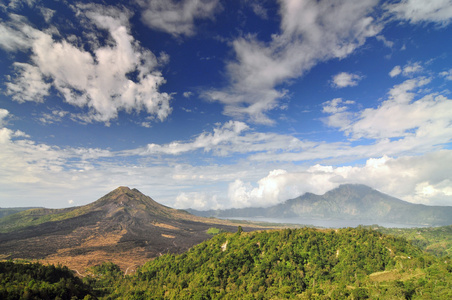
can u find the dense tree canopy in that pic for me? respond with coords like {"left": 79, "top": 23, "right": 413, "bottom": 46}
{"left": 2, "top": 227, "right": 452, "bottom": 299}
{"left": 109, "top": 227, "right": 452, "bottom": 299}
{"left": 0, "top": 261, "right": 95, "bottom": 299}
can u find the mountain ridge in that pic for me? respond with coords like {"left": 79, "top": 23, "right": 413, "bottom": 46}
{"left": 189, "top": 184, "right": 452, "bottom": 226}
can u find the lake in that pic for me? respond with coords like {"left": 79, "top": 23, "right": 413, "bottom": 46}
{"left": 221, "top": 216, "right": 427, "bottom": 228}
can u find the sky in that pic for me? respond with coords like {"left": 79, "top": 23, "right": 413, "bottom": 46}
{"left": 0, "top": 0, "right": 452, "bottom": 210}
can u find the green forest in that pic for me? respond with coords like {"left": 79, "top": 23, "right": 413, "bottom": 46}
{"left": 2, "top": 227, "right": 452, "bottom": 299}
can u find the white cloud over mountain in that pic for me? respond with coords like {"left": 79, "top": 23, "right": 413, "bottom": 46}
{"left": 227, "top": 151, "right": 452, "bottom": 209}
{"left": 0, "top": 0, "right": 451, "bottom": 212}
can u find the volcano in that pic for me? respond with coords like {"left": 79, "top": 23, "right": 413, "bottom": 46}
{"left": 0, "top": 187, "right": 261, "bottom": 273}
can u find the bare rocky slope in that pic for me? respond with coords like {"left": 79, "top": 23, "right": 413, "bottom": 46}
{"left": 0, "top": 187, "right": 265, "bottom": 273}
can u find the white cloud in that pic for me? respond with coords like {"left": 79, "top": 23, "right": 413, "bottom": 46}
{"left": 389, "top": 62, "right": 423, "bottom": 78}
{"left": 174, "top": 192, "right": 221, "bottom": 210}
{"left": 128, "top": 120, "right": 319, "bottom": 158}
{"left": 385, "top": 0, "right": 452, "bottom": 25}
{"left": 440, "top": 69, "right": 452, "bottom": 80}
{"left": 183, "top": 91, "right": 193, "bottom": 98}
{"left": 0, "top": 109, "right": 10, "bottom": 127}
{"left": 228, "top": 169, "right": 305, "bottom": 208}
{"left": 138, "top": 0, "right": 221, "bottom": 37}
{"left": 331, "top": 72, "right": 363, "bottom": 88}
{"left": 5, "top": 62, "right": 51, "bottom": 102}
{"left": 322, "top": 98, "right": 355, "bottom": 114}
{"left": 389, "top": 65, "right": 402, "bottom": 77}
{"left": 204, "top": 0, "right": 381, "bottom": 123}
{"left": 139, "top": 120, "right": 250, "bottom": 155}
{"left": 1, "top": 113, "right": 451, "bottom": 208}
{"left": 322, "top": 77, "right": 452, "bottom": 145}
{"left": 39, "top": 110, "right": 69, "bottom": 124}
{"left": 1, "top": 5, "right": 172, "bottom": 124}
{"left": 249, "top": 1, "right": 268, "bottom": 19}
{"left": 227, "top": 151, "right": 452, "bottom": 208}
{"left": 0, "top": 20, "right": 31, "bottom": 51}
{"left": 39, "top": 7, "right": 55, "bottom": 22}
{"left": 321, "top": 98, "right": 356, "bottom": 129}
{"left": 402, "top": 61, "right": 423, "bottom": 76}
{"left": 376, "top": 35, "right": 394, "bottom": 48}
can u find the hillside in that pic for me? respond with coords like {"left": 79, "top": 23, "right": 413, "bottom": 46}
{"left": 2, "top": 227, "right": 452, "bottom": 299}
{"left": 375, "top": 225, "right": 452, "bottom": 257}
{"left": 0, "top": 207, "right": 40, "bottom": 219}
{"left": 0, "top": 187, "right": 266, "bottom": 273}
{"left": 105, "top": 227, "right": 452, "bottom": 299}
{"left": 190, "top": 184, "right": 452, "bottom": 226}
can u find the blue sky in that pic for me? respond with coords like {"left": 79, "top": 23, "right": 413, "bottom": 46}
{"left": 1, "top": 0, "right": 452, "bottom": 209}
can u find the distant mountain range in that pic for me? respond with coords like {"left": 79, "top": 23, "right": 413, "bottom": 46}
{"left": 0, "top": 187, "right": 264, "bottom": 273}
{"left": 0, "top": 207, "right": 41, "bottom": 219}
{"left": 188, "top": 184, "right": 452, "bottom": 226}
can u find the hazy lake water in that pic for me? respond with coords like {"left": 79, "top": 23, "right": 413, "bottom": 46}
{"left": 221, "top": 217, "right": 426, "bottom": 228}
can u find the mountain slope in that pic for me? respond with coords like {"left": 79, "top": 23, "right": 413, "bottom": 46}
{"left": 190, "top": 184, "right": 452, "bottom": 226}
{"left": 0, "top": 207, "right": 41, "bottom": 219}
{"left": 0, "top": 187, "right": 264, "bottom": 273}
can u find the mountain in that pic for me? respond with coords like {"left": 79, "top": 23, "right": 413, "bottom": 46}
{"left": 0, "top": 207, "right": 41, "bottom": 219}
{"left": 189, "top": 184, "right": 452, "bottom": 226}
{"left": 0, "top": 187, "right": 265, "bottom": 273}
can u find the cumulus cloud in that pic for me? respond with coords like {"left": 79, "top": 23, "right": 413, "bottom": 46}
{"left": 331, "top": 72, "right": 363, "bottom": 88}
{"left": 174, "top": 192, "right": 221, "bottom": 210}
{"left": 0, "top": 5, "right": 172, "bottom": 124}
{"left": 322, "top": 77, "right": 452, "bottom": 145}
{"left": 138, "top": 0, "right": 221, "bottom": 37}
{"left": 227, "top": 151, "right": 452, "bottom": 208}
{"left": 385, "top": 0, "right": 452, "bottom": 25}
{"left": 389, "top": 62, "right": 423, "bottom": 78}
{"left": 204, "top": 0, "right": 381, "bottom": 123}
{"left": 389, "top": 65, "right": 402, "bottom": 77}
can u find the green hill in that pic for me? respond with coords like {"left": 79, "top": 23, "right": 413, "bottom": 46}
{"left": 375, "top": 225, "right": 452, "bottom": 257}
{"left": 106, "top": 227, "right": 452, "bottom": 299}
{"left": 3, "top": 227, "right": 452, "bottom": 299}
